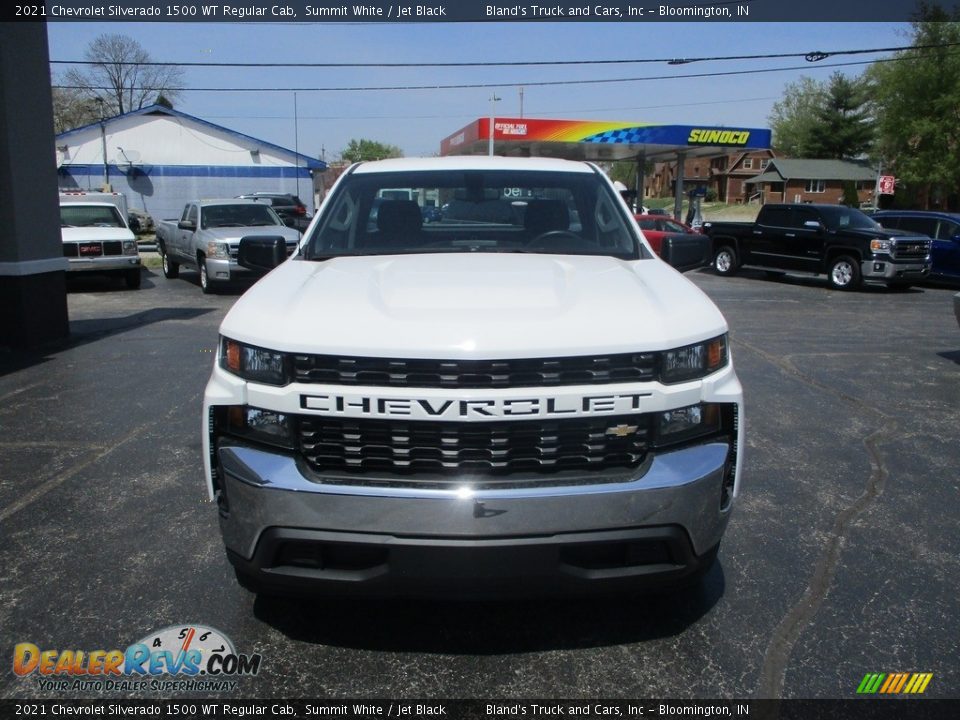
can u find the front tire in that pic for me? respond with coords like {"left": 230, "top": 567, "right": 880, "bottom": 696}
{"left": 713, "top": 245, "right": 738, "bottom": 276}
{"left": 198, "top": 255, "right": 216, "bottom": 294}
{"left": 160, "top": 244, "right": 179, "bottom": 279}
{"left": 827, "top": 255, "right": 861, "bottom": 290}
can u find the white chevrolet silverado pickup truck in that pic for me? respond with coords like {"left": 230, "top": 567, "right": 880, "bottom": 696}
{"left": 203, "top": 156, "right": 744, "bottom": 596}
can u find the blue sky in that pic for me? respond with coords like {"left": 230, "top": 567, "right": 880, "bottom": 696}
{"left": 47, "top": 22, "right": 910, "bottom": 160}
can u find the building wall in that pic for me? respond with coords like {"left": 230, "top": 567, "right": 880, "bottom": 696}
{"left": 56, "top": 112, "right": 320, "bottom": 221}
{"left": 57, "top": 164, "right": 314, "bottom": 222}
{"left": 760, "top": 180, "right": 873, "bottom": 205}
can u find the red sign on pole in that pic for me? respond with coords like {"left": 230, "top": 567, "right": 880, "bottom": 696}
{"left": 878, "top": 175, "right": 896, "bottom": 195}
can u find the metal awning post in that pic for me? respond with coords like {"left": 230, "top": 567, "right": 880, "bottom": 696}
{"left": 673, "top": 151, "right": 686, "bottom": 220}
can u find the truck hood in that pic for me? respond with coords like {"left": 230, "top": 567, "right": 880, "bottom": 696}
{"left": 202, "top": 226, "right": 301, "bottom": 244}
{"left": 221, "top": 253, "right": 727, "bottom": 358}
{"left": 61, "top": 227, "right": 134, "bottom": 242}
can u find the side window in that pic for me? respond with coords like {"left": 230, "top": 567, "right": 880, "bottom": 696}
{"left": 877, "top": 215, "right": 900, "bottom": 230}
{"left": 759, "top": 207, "right": 791, "bottom": 228}
{"left": 937, "top": 220, "right": 960, "bottom": 240}
{"left": 792, "top": 208, "right": 821, "bottom": 229}
{"left": 897, "top": 217, "right": 937, "bottom": 237}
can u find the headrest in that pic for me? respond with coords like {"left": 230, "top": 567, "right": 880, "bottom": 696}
{"left": 524, "top": 200, "right": 569, "bottom": 235}
{"left": 376, "top": 200, "right": 422, "bottom": 234}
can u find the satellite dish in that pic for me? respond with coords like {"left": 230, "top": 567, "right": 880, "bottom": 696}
{"left": 115, "top": 148, "right": 141, "bottom": 166}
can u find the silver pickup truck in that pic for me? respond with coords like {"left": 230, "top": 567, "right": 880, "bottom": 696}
{"left": 155, "top": 199, "right": 302, "bottom": 293}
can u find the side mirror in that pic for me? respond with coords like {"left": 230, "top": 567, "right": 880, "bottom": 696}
{"left": 177, "top": 220, "right": 196, "bottom": 231}
{"left": 660, "top": 234, "right": 712, "bottom": 273}
{"left": 237, "top": 236, "right": 286, "bottom": 272}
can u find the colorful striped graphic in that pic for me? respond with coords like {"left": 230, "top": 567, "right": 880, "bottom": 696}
{"left": 857, "top": 673, "right": 933, "bottom": 694}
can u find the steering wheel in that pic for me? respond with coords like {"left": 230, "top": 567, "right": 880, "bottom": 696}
{"left": 527, "top": 230, "right": 582, "bottom": 248}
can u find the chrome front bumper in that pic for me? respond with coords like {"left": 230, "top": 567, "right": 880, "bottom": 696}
{"left": 861, "top": 258, "right": 930, "bottom": 281}
{"left": 216, "top": 440, "right": 734, "bottom": 594}
{"left": 66, "top": 257, "right": 141, "bottom": 273}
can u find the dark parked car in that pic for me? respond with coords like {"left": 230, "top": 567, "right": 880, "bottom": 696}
{"left": 236, "top": 192, "right": 311, "bottom": 232}
{"left": 872, "top": 211, "right": 960, "bottom": 284}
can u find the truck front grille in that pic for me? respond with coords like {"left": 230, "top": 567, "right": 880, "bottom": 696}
{"left": 293, "top": 353, "right": 657, "bottom": 389}
{"left": 892, "top": 239, "right": 931, "bottom": 260}
{"left": 298, "top": 414, "right": 650, "bottom": 483}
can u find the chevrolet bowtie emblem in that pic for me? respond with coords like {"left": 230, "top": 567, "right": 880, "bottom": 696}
{"left": 605, "top": 424, "right": 639, "bottom": 437}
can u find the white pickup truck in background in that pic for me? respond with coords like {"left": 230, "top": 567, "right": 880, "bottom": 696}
{"left": 59, "top": 192, "right": 142, "bottom": 289}
{"left": 155, "top": 199, "right": 302, "bottom": 294}
{"left": 203, "top": 156, "right": 744, "bottom": 597}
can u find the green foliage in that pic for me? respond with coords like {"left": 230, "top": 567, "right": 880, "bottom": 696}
{"left": 342, "top": 139, "right": 404, "bottom": 163}
{"left": 768, "top": 76, "right": 827, "bottom": 156}
{"left": 841, "top": 181, "right": 861, "bottom": 207}
{"left": 867, "top": 3, "right": 960, "bottom": 208}
{"left": 805, "top": 73, "right": 875, "bottom": 159}
{"left": 769, "top": 73, "right": 874, "bottom": 158}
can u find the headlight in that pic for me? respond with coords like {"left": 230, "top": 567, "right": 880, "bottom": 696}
{"left": 220, "top": 405, "right": 295, "bottom": 449}
{"left": 207, "top": 241, "right": 230, "bottom": 259}
{"left": 122, "top": 240, "right": 138, "bottom": 255}
{"left": 870, "top": 238, "right": 893, "bottom": 253}
{"left": 660, "top": 335, "right": 728, "bottom": 384}
{"left": 220, "top": 337, "right": 289, "bottom": 385}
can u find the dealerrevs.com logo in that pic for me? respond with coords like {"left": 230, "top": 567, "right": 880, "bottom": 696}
{"left": 13, "top": 624, "right": 261, "bottom": 693}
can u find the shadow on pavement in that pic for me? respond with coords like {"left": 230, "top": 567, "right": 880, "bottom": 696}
{"left": 251, "top": 562, "right": 725, "bottom": 654}
{"left": 0, "top": 307, "right": 214, "bottom": 378}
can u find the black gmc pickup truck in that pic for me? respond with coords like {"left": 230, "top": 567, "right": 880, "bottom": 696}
{"left": 703, "top": 204, "right": 932, "bottom": 290}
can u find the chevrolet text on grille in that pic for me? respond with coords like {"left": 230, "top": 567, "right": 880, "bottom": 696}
{"left": 299, "top": 392, "right": 654, "bottom": 418}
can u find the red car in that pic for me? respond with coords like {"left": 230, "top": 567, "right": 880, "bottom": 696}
{"left": 634, "top": 214, "right": 701, "bottom": 256}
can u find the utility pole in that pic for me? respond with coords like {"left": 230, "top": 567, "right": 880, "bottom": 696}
{"left": 96, "top": 97, "right": 108, "bottom": 191}
{"left": 488, "top": 94, "right": 500, "bottom": 157}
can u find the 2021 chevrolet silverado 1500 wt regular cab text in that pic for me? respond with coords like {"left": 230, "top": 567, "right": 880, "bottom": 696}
{"left": 203, "top": 157, "right": 744, "bottom": 596}
{"left": 703, "top": 203, "right": 932, "bottom": 290}
{"left": 155, "top": 199, "right": 301, "bottom": 293}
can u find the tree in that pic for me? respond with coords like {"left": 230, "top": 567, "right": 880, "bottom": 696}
{"left": 768, "top": 76, "right": 827, "bottom": 156}
{"left": 341, "top": 139, "right": 403, "bottom": 163}
{"left": 804, "top": 72, "right": 875, "bottom": 160}
{"left": 60, "top": 34, "right": 185, "bottom": 117}
{"left": 867, "top": 3, "right": 960, "bottom": 208}
{"left": 51, "top": 83, "right": 100, "bottom": 134}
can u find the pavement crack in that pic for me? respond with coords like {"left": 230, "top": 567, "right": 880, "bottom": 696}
{"left": 734, "top": 338, "right": 893, "bottom": 698}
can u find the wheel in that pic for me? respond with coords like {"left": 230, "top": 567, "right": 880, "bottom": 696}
{"left": 198, "top": 255, "right": 216, "bottom": 294}
{"left": 827, "top": 255, "right": 861, "bottom": 290}
{"left": 713, "top": 245, "right": 738, "bottom": 276}
{"left": 124, "top": 269, "right": 142, "bottom": 289}
{"left": 160, "top": 244, "right": 179, "bottom": 279}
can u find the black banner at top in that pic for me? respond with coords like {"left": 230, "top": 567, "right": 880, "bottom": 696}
{"left": 5, "top": 0, "right": 960, "bottom": 23}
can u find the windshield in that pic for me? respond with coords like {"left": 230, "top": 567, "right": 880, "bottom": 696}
{"left": 817, "top": 206, "right": 882, "bottom": 232}
{"left": 60, "top": 205, "right": 124, "bottom": 228}
{"left": 304, "top": 169, "right": 644, "bottom": 260}
{"left": 201, "top": 204, "right": 283, "bottom": 228}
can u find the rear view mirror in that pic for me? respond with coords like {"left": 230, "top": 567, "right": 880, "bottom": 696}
{"left": 237, "top": 236, "right": 286, "bottom": 272}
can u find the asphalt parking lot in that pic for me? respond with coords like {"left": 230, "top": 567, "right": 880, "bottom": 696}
{"left": 1, "top": 263, "right": 958, "bottom": 701}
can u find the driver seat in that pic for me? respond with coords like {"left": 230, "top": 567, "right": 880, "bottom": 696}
{"left": 524, "top": 200, "right": 569, "bottom": 238}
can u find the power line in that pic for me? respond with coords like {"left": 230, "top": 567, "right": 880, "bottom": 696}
{"left": 200, "top": 96, "right": 779, "bottom": 122}
{"left": 48, "top": 42, "right": 960, "bottom": 69}
{"left": 53, "top": 53, "right": 954, "bottom": 94}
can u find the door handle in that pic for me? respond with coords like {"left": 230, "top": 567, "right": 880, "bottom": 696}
{"left": 785, "top": 233, "right": 795, "bottom": 237}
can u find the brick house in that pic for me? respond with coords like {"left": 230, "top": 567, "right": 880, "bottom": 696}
{"left": 647, "top": 149, "right": 778, "bottom": 202}
{"left": 743, "top": 158, "right": 877, "bottom": 206}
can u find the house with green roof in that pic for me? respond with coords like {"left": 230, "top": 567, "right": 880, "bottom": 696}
{"left": 743, "top": 158, "right": 877, "bottom": 206}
